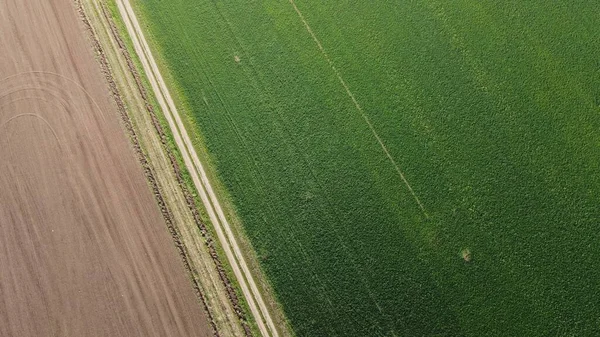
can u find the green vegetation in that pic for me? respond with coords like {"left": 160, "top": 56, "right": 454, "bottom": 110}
{"left": 132, "top": 0, "right": 600, "bottom": 335}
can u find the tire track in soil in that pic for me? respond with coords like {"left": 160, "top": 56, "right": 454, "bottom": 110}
{"left": 288, "top": 0, "right": 429, "bottom": 218}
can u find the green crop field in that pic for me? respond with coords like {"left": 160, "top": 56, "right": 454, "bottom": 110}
{"left": 131, "top": 1, "right": 600, "bottom": 335}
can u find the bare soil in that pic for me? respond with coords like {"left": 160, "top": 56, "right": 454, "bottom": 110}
{"left": 0, "top": 1, "right": 211, "bottom": 336}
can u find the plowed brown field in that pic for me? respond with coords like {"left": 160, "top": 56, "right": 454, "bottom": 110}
{"left": 0, "top": 1, "right": 211, "bottom": 336}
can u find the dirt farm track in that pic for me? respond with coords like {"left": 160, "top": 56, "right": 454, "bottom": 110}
{"left": 0, "top": 1, "right": 211, "bottom": 336}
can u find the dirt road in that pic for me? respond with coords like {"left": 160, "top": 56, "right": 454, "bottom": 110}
{"left": 0, "top": 1, "right": 211, "bottom": 336}
{"left": 114, "top": 1, "right": 284, "bottom": 336}
{"left": 79, "top": 0, "right": 249, "bottom": 335}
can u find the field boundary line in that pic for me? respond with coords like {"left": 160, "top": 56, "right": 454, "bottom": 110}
{"left": 114, "top": 0, "right": 281, "bottom": 336}
{"left": 75, "top": 1, "right": 219, "bottom": 335}
{"left": 78, "top": 0, "right": 262, "bottom": 335}
{"left": 289, "top": 0, "right": 429, "bottom": 217}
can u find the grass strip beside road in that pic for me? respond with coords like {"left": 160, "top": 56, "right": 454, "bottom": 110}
{"left": 112, "top": 1, "right": 290, "bottom": 336}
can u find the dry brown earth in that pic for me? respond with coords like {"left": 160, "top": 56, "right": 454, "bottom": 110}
{"left": 0, "top": 1, "right": 211, "bottom": 336}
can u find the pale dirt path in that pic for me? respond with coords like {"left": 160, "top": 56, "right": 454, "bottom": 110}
{"left": 114, "top": 0, "right": 283, "bottom": 336}
{"left": 0, "top": 0, "right": 211, "bottom": 336}
{"left": 79, "top": 1, "right": 248, "bottom": 336}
